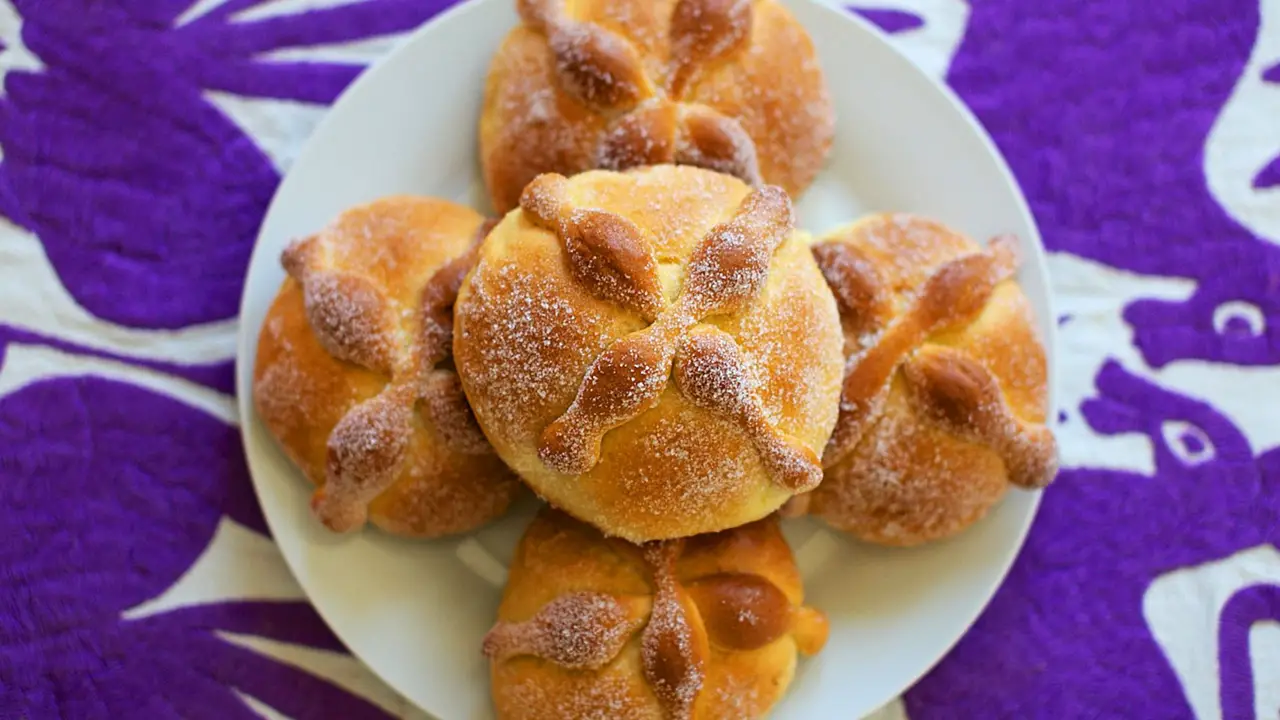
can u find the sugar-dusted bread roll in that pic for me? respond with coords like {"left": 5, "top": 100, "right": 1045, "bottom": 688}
{"left": 789, "top": 214, "right": 1058, "bottom": 545}
{"left": 483, "top": 508, "right": 828, "bottom": 719}
{"left": 480, "top": 0, "right": 834, "bottom": 213}
{"left": 253, "top": 197, "right": 522, "bottom": 537}
{"left": 453, "top": 166, "right": 844, "bottom": 542}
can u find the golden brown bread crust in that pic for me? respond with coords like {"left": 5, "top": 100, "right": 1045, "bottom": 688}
{"left": 790, "top": 214, "right": 1059, "bottom": 546}
{"left": 453, "top": 166, "right": 845, "bottom": 542}
{"left": 483, "top": 508, "right": 828, "bottom": 720}
{"left": 252, "top": 197, "right": 522, "bottom": 538}
{"left": 480, "top": 0, "right": 834, "bottom": 213}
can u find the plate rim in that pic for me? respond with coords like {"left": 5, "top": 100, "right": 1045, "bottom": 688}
{"left": 793, "top": 0, "right": 1056, "bottom": 710}
{"left": 233, "top": 0, "right": 1057, "bottom": 717}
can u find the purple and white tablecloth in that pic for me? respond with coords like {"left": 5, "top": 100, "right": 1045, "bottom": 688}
{"left": 1, "top": 0, "right": 1276, "bottom": 717}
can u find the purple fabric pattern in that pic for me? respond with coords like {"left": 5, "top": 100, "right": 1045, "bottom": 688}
{"left": 0, "top": 0, "right": 453, "bottom": 717}
{"left": 903, "top": 0, "right": 1280, "bottom": 716}
{"left": 847, "top": 7, "right": 925, "bottom": 34}
{"left": 1256, "top": 157, "right": 1280, "bottom": 191}
{"left": 0, "top": 376, "right": 394, "bottom": 717}
{"left": 0, "top": 325, "right": 235, "bottom": 393}
{"left": 1, "top": 0, "right": 1277, "bottom": 717}
{"left": 1124, "top": 253, "right": 1279, "bottom": 368}
{"left": 1218, "top": 584, "right": 1280, "bottom": 720}
{"left": 0, "top": 0, "right": 450, "bottom": 328}
{"left": 1254, "top": 60, "right": 1280, "bottom": 190}
{"left": 943, "top": 0, "right": 1261, "bottom": 274}
{"left": 908, "top": 363, "right": 1280, "bottom": 716}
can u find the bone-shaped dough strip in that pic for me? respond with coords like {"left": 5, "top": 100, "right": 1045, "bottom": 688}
{"left": 521, "top": 174, "right": 664, "bottom": 320}
{"left": 903, "top": 345, "right": 1059, "bottom": 489}
{"left": 482, "top": 591, "right": 650, "bottom": 670}
{"left": 641, "top": 542, "right": 706, "bottom": 720}
{"left": 674, "top": 326, "right": 822, "bottom": 492}
{"left": 537, "top": 185, "right": 797, "bottom": 477}
{"left": 822, "top": 236, "right": 1020, "bottom": 465}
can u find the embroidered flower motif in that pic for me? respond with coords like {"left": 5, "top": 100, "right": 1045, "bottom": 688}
{"left": 0, "top": 0, "right": 457, "bottom": 715}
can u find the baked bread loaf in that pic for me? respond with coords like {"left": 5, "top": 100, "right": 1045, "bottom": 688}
{"left": 483, "top": 508, "right": 828, "bottom": 720}
{"left": 453, "top": 166, "right": 844, "bottom": 542}
{"left": 253, "top": 197, "right": 521, "bottom": 537}
{"left": 789, "top": 214, "right": 1058, "bottom": 545}
{"left": 480, "top": 0, "right": 834, "bottom": 213}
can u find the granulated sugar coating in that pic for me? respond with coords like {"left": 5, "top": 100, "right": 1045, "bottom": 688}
{"left": 453, "top": 166, "right": 844, "bottom": 542}
{"left": 324, "top": 385, "right": 414, "bottom": 501}
{"left": 483, "top": 591, "right": 647, "bottom": 670}
{"left": 480, "top": 0, "right": 834, "bottom": 214}
{"left": 673, "top": 327, "right": 822, "bottom": 492}
{"left": 640, "top": 543, "right": 705, "bottom": 720}
{"left": 495, "top": 670, "right": 656, "bottom": 720}
{"left": 708, "top": 673, "right": 764, "bottom": 720}
{"left": 299, "top": 271, "right": 397, "bottom": 373}
{"left": 805, "top": 215, "right": 1057, "bottom": 546}
{"left": 484, "top": 510, "right": 828, "bottom": 719}
{"left": 455, "top": 241, "right": 621, "bottom": 440}
{"left": 252, "top": 197, "right": 521, "bottom": 539}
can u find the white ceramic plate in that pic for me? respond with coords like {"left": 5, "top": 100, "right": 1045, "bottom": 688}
{"left": 235, "top": 1, "right": 1057, "bottom": 718}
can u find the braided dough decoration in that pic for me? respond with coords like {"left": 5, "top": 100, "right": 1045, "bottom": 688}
{"left": 252, "top": 197, "right": 521, "bottom": 537}
{"left": 453, "top": 166, "right": 844, "bottom": 542}
{"left": 480, "top": 0, "right": 834, "bottom": 213}
{"left": 789, "top": 214, "right": 1059, "bottom": 546}
{"left": 483, "top": 509, "right": 828, "bottom": 720}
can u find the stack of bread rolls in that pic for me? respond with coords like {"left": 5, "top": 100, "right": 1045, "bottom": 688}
{"left": 252, "top": 1, "right": 1058, "bottom": 717}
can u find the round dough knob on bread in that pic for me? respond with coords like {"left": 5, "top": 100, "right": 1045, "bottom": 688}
{"left": 483, "top": 507, "right": 828, "bottom": 720}
{"left": 453, "top": 166, "right": 844, "bottom": 542}
{"left": 791, "top": 214, "right": 1059, "bottom": 546}
{"left": 480, "top": 0, "right": 834, "bottom": 213}
{"left": 252, "top": 197, "right": 522, "bottom": 538}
